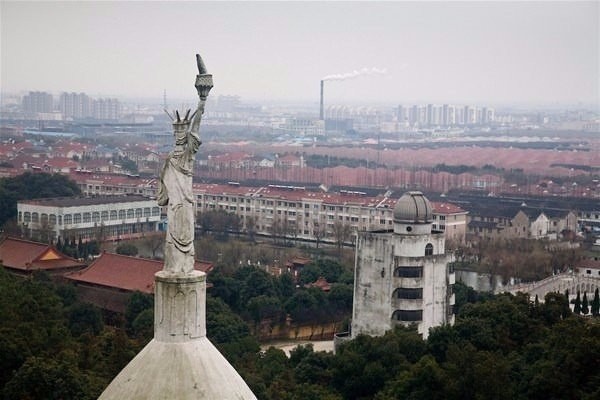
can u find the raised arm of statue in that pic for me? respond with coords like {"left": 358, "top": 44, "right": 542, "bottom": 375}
{"left": 189, "top": 101, "right": 205, "bottom": 136}
{"left": 159, "top": 53, "right": 213, "bottom": 275}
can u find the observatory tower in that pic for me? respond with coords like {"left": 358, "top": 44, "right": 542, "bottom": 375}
{"left": 352, "top": 191, "right": 455, "bottom": 339}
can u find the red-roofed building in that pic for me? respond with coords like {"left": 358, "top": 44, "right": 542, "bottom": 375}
{"left": 431, "top": 201, "right": 468, "bottom": 244}
{"left": 0, "top": 236, "right": 86, "bottom": 276}
{"left": 574, "top": 258, "right": 600, "bottom": 278}
{"left": 305, "top": 276, "right": 331, "bottom": 292}
{"left": 285, "top": 256, "right": 312, "bottom": 279}
{"left": 207, "top": 152, "right": 254, "bottom": 170}
{"left": 65, "top": 252, "right": 213, "bottom": 312}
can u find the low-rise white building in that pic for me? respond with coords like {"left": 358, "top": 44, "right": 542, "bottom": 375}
{"left": 18, "top": 195, "right": 160, "bottom": 242}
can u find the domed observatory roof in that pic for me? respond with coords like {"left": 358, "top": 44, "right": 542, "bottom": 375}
{"left": 393, "top": 191, "right": 433, "bottom": 235}
{"left": 393, "top": 191, "right": 433, "bottom": 223}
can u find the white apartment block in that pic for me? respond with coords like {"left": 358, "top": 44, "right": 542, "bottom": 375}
{"left": 75, "top": 174, "right": 467, "bottom": 245}
{"left": 192, "top": 183, "right": 467, "bottom": 245}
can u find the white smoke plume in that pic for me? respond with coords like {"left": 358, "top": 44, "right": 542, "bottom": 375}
{"left": 322, "top": 67, "right": 388, "bottom": 81}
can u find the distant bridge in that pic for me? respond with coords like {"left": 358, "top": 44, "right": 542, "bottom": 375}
{"left": 498, "top": 273, "right": 600, "bottom": 300}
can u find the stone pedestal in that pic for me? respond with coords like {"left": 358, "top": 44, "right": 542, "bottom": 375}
{"left": 98, "top": 270, "right": 257, "bottom": 400}
{"left": 154, "top": 271, "right": 206, "bottom": 342}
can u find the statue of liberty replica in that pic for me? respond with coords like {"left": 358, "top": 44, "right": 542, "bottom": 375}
{"left": 98, "top": 54, "right": 257, "bottom": 400}
{"left": 157, "top": 54, "right": 210, "bottom": 274}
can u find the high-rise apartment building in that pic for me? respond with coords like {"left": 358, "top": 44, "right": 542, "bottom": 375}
{"left": 22, "top": 91, "right": 54, "bottom": 115}
{"left": 59, "top": 92, "right": 92, "bottom": 119}
{"left": 93, "top": 98, "right": 121, "bottom": 120}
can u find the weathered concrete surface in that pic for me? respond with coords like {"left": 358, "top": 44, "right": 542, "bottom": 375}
{"left": 98, "top": 272, "right": 257, "bottom": 400}
{"left": 98, "top": 337, "right": 257, "bottom": 400}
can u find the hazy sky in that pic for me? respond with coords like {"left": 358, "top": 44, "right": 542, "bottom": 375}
{"left": 1, "top": 1, "right": 598, "bottom": 107}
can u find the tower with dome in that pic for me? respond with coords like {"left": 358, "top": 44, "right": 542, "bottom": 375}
{"left": 351, "top": 191, "right": 455, "bottom": 339}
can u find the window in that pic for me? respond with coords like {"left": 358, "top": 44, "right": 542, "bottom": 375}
{"left": 49, "top": 214, "right": 57, "bottom": 225}
{"left": 119, "top": 210, "right": 126, "bottom": 220}
{"left": 110, "top": 210, "right": 118, "bottom": 220}
{"left": 425, "top": 243, "right": 434, "bottom": 256}
{"left": 395, "top": 288, "right": 423, "bottom": 299}
{"left": 83, "top": 213, "right": 91, "bottom": 223}
{"left": 101, "top": 211, "right": 109, "bottom": 221}
{"left": 393, "top": 310, "right": 423, "bottom": 322}
{"left": 135, "top": 208, "right": 142, "bottom": 218}
{"left": 24, "top": 212, "right": 31, "bottom": 223}
{"left": 144, "top": 208, "right": 151, "bottom": 217}
{"left": 92, "top": 212, "right": 100, "bottom": 223}
{"left": 73, "top": 213, "right": 82, "bottom": 223}
{"left": 127, "top": 209, "right": 134, "bottom": 219}
{"left": 152, "top": 207, "right": 160, "bottom": 216}
{"left": 32, "top": 212, "right": 39, "bottom": 223}
{"left": 64, "top": 214, "right": 72, "bottom": 225}
{"left": 394, "top": 266, "right": 423, "bottom": 278}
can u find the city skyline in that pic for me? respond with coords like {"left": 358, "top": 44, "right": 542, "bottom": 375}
{"left": 1, "top": 1, "right": 598, "bottom": 108}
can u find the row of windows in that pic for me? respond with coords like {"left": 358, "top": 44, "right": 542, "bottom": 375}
{"left": 199, "top": 199, "right": 374, "bottom": 214}
{"left": 21, "top": 207, "right": 160, "bottom": 226}
{"left": 202, "top": 203, "right": 380, "bottom": 223}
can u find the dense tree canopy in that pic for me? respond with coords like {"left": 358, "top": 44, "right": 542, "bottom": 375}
{"left": 0, "top": 172, "right": 81, "bottom": 227}
{"left": 2, "top": 263, "right": 599, "bottom": 399}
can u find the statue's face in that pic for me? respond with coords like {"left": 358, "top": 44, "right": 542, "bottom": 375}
{"left": 174, "top": 125, "right": 187, "bottom": 141}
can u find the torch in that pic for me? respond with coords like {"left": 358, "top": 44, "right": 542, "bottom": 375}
{"left": 195, "top": 54, "right": 213, "bottom": 101}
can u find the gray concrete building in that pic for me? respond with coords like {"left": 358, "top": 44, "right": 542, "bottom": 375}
{"left": 352, "top": 191, "right": 455, "bottom": 339}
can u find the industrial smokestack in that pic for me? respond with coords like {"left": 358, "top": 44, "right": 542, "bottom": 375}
{"left": 320, "top": 80, "right": 324, "bottom": 120}
{"left": 322, "top": 67, "right": 387, "bottom": 82}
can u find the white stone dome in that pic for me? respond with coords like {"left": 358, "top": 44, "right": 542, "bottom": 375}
{"left": 393, "top": 191, "right": 432, "bottom": 223}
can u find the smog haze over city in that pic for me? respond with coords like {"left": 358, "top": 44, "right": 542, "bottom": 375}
{"left": 2, "top": 1, "right": 598, "bottom": 108}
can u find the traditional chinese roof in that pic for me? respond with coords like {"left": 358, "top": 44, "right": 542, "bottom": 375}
{"left": 305, "top": 276, "right": 331, "bottom": 291}
{"left": 285, "top": 256, "right": 312, "bottom": 269}
{"left": 65, "top": 252, "right": 213, "bottom": 294}
{"left": 0, "top": 236, "right": 85, "bottom": 272}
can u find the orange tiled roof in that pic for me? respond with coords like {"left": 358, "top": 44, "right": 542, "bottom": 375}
{"left": 306, "top": 276, "right": 331, "bottom": 291}
{"left": 65, "top": 252, "right": 213, "bottom": 294}
{"left": 0, "top": 236, "right": 84, "bottom": 271}
{"left": 431, "top": 201, "right": 467, "bottom": 214}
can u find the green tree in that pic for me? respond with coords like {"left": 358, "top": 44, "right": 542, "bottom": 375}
{"left": 246, "top": 295, "right": 284, "bottom": 324}
{"left": 540, "top": 292, "right": 571, "bottom": 324}
{"left": 299, "top": 263, "right": 322, "bottom": 285}
{"left": 574, "top": 292, "right": 582, "bottom": 315}
{"left": 118, "top": 157, "right": 138, "bottom": 174}
{"left": 591, "top": 288, "right": 600, "bottom": 317}
{"left": 246, "top": 215, "right": 257, "bottom": 242}
{"left": 285, "top": 290, "right": 320, "bottom": 324}
{"left": 277, "top": 272, "right": 295, "bottom": 300}
{"left": 124, "top": 291, "right": 153, "bottom": 332}
{"left": 0, "top": 172, "right": 81, "bottom": 227}
{"left": 131, "top": 308, "right": 154, "bottom": 340}
{"left": 67, "top": 302, "right": 104, "bottom": 336}
{"left": 2, "top": 356, "right": 92, "bottom": 400}
{"left": 582, "top": 292, "right": 589, "bottom": 315}
{"left": 116, "top": 242, "right": 139, "bottom": 256}
{"left": 239, "top": 269, "right": 278, "bottom": 309}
